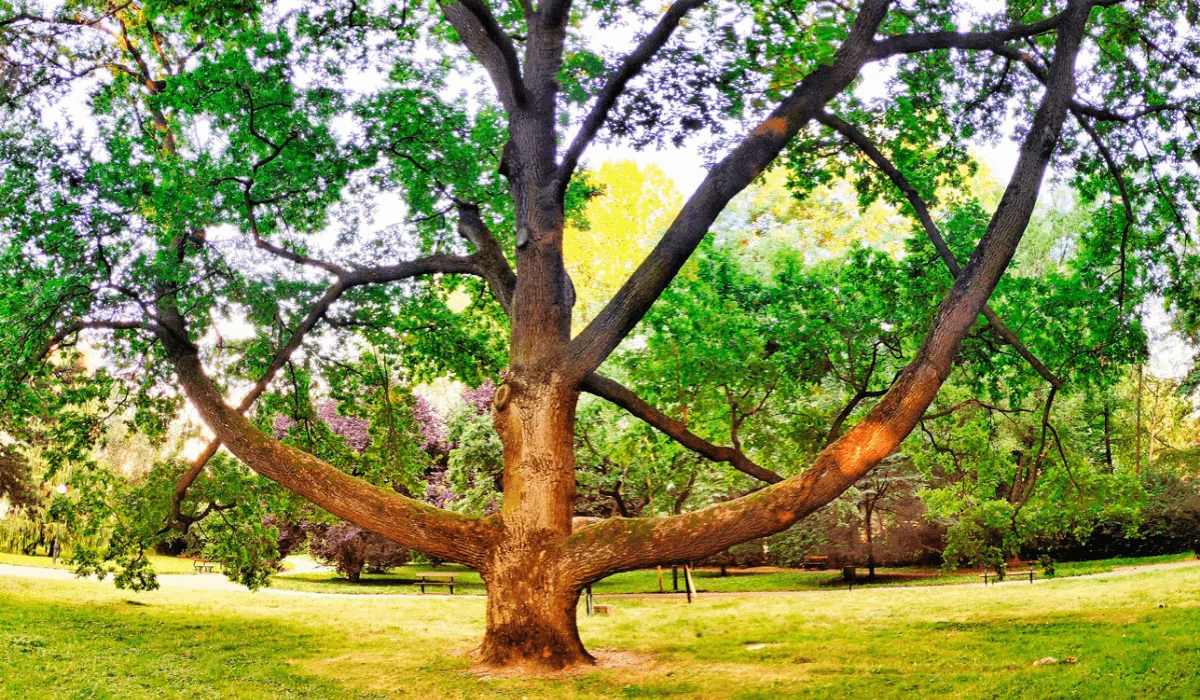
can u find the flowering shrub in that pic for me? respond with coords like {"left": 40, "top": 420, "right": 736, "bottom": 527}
{"left": 308, "top": 523, "right": 409, "bottom": 582}
{"left": 412, "top": 396, "right": 448, "bottom": 455}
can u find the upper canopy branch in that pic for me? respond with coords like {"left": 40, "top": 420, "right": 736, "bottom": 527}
{"left": 455, "top": 201, "right": 516, "bottom": 314}
{"left": 442, "top": 0, "right": 527, "bottom": 112}
{"left": 815, "top": 111, "right": 1064, "bottom": 390}
{"left": 556, "top": 0, "right": 710, "bottom": 192}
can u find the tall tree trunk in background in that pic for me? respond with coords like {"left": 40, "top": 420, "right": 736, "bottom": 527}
{"left": 864, "top": 501, "right": 877, "bottom": 581}
{"left": 1136, "top": 364, "right": 1144, "bottom": 472}
{"left": 1103, "top": 403, "right": 1114, "bottom": 472}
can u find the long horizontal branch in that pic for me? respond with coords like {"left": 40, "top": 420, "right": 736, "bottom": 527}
{"left": 168, "top": 253, "right": 489, "bottom": 526}
{"left": 815, "top": 111, "right": 1063, "bottom": 390}
{"left": 560, "top": 0, "right": 1093, "bottom": 584}
{"left": 581, "top": 373, "right": 783, "bottom": 484}
{"left": 30, "top": 318, "right": 144, "bottom": 366}
{"left": 871, "top": 10, "right": 1069, "bottom": 59}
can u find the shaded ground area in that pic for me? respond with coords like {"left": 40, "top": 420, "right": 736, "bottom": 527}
{"left": 2, "top": 560, "right": 1199, "bottom": 698}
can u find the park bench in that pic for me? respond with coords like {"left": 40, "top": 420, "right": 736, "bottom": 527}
{"left": 800, "top": 555, "right": 830, "bottom": 571}
{"left": 980, "top": 568, "right": 1035, "bottom": 585}
{"left": 193, "top": 559, "right": 216, "bottom": 574}
{"left": 592, "top": 604, "right": 611, "bottom": 615}
{"left": 414, "top": 571, "right": 458, "bottom": 594}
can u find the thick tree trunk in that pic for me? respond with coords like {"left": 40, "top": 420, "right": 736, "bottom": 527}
{"left": 479, "top": 374, "right": 591, "bottom": 670}
{"left": 479, "top": 549, "right": 590, "bottom": 668}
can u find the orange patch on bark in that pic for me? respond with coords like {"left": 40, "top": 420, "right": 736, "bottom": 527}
{"left": 753, "top": 116, "right": 789, "bottom": 137}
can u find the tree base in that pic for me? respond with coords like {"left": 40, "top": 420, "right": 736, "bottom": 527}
{"left": 471, "top": 648, "right": 654, "bottom": 679}
{"left": 477, "top": 625, "right": 595, "bottom": 672}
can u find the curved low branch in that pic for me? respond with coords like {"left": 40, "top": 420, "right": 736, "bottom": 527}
{"left": 155, "top": 316, "right": 499, "bottom": 568}
{"left": 581, "top": 373, "right": 783, "bottom": 484}
{"left": 561, "top": 0, "right": 1093, "bottom": 585}
{"left": 168, "top": 252, "right": 490, "bottom": 527}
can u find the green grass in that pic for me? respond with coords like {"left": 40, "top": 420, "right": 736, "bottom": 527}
{"left": 1, "top": 559, "right": 1199, "bottom": 698}
{"left": 268, "top": 552, "right": 1198, "bottom": 596}
{"left": 0, "top": 552, "right": 205, "bottom": 575}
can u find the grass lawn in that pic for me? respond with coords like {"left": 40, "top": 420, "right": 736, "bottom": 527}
{"left": 0, "top": 552, "right": 204, "bottom": 575}
{"left": 268, "top": 552, "right": 1198, "bottom": 596}
{"left": 1, "top": 560, "right": 1198, "bottom": 698}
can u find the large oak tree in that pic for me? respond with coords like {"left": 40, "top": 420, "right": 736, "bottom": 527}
{"left": 3, "top": 0, "right": 1199, "bottom": 670}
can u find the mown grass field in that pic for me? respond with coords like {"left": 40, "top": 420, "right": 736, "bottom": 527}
{"left": 1, "top": 558, "right": 1198, "bottom": 698}
{"left": 0, "top": 552, "right": 203, "bottom": 575}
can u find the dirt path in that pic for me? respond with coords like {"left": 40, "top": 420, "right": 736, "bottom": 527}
{"left": 1, "top": 557, "right": 1196, "bottom": 599}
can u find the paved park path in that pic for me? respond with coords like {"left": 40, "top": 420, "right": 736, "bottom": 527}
{"left": 2, "top": 557, "right": 1197, "bottom": 599}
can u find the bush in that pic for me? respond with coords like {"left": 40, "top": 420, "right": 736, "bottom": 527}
{"left": 308, "top": 524, "right": 409, "bottom": 582}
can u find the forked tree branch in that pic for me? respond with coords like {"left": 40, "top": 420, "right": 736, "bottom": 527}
{"left": 556, "top": 0, "right": 710, "bottom": 191}
{"left": 441, "top": 0, "right": 526, "bottom": 111}
{"left": 562, "top": 0, "right": 1094, "bottom": 584}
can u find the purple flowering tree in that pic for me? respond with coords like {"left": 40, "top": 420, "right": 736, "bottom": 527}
{"left": 308, "top": 523, "right": 410, "bottom": 582}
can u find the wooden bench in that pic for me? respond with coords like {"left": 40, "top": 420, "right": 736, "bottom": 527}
{"left": 800, "top": 555, "right": 830, "bottom": 571}
{"left": 981, "top": 569, "right": 1035, "bottom": 585}
{"left": 414, "top": 572, "right": 458, "bottom": 594}
{"left": 193, "top": 559, "right": 216, "bottom": 574}
{"left": 592, "top": 604, "right": 611, "bottom": 615}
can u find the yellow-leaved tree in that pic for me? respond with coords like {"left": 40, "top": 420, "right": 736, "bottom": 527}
{"left": 565, "top": 161, "right": 682, "bottom": 326}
